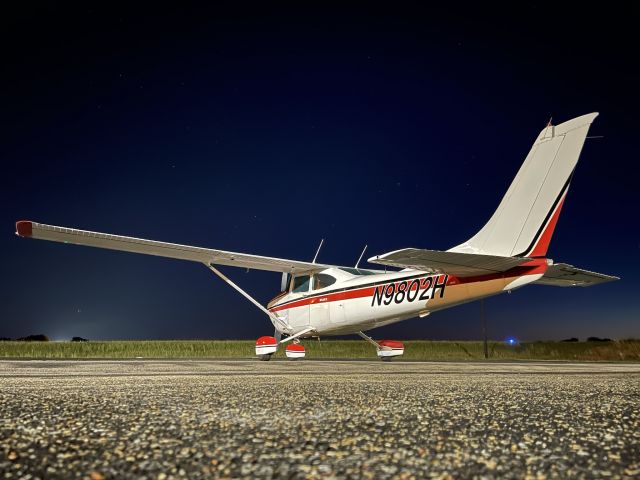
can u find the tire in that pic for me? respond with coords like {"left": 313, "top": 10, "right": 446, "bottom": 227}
{"left": 258, "top": 354, "right": 272, "bottom": 361}
{"left": 381, "top": 356, "right": 393, "bottom": 362}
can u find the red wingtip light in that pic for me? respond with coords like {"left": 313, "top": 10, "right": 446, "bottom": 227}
{"left": 16, "top": 220, "right": 33, "bottom": 237}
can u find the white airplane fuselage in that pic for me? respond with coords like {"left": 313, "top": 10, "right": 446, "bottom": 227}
{"left": 267, "top": 260, "right": 547, "bottom": 337}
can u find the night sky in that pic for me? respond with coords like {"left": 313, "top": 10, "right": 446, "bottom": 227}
{"left": 2, "top": 4, "right": 638, "bottom": 341}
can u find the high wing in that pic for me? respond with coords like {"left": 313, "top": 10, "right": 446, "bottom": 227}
{"left": 533, "top": 263, "right": 619, "bottom": 287}
{"left": 367, "top": 248, "right": 530, "bottom": 277}
{"left": 15, "top": 221, "right": 332, "bottom": 274}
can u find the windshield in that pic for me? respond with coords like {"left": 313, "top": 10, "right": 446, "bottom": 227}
{"left": 292, "top": 275, "right": 310, "bottom": 293}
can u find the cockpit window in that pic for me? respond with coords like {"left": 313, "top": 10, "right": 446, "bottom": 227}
{"left": 313, "top": 273, "right": 337, "bottom": 290}
{"left": 339, "top": 267, "right": 377, "bottom": 276}
{"left": 292, "top": 275, "right": 310, "bottom": 293}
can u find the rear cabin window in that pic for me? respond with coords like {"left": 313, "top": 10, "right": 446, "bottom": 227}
{"left": 292, "top": 275, "right": 311, "bottom": 293}
{"left": 339, "top": 267, "right": 376, "bottom": 276}
{"left": 313, "top": 273, "right": 337, "bottom": 290}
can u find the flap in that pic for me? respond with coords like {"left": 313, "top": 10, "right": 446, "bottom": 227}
{"left": 368, "top": 248, "right": 530, "bottom": 277}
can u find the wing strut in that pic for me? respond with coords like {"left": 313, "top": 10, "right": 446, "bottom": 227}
{"left": 205, "top": 263, "right": 291, "bottom": 333}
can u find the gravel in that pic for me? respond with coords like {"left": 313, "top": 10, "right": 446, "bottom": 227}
{"left": 1, "top": 360, "right": 638, "bottom": 479}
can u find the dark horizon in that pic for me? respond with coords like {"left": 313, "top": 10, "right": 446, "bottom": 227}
{"left": 2, "top": 4, "right": 638, "bottom": 341}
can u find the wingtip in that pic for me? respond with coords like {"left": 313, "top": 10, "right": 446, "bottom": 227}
{"left": 15, "top": 220, "right": 33, "bottom": 237}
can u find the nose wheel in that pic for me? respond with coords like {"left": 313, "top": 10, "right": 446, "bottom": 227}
{"left": 255, "top": 336, "right": 277, "bottom": 361}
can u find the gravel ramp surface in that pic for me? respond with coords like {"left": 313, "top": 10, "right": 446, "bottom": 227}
{"left": 1, "top": 360, "right": 638, "bottom": 479}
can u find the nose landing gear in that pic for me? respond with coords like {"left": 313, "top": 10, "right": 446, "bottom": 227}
{"left": 255, "top": 336, "right": 278, "bottom": 361}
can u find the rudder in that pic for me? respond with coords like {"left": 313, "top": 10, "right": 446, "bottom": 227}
{"left": 450, "top": 113, "right": 598, "bottom": 258}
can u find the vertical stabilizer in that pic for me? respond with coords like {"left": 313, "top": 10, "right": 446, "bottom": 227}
{"left": 450, "top": 113, "right": 598, "bottom": 258}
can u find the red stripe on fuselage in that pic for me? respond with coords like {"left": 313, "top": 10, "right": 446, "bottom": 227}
{"left": 270, "top": 286, "right": 377, "bottom": 312}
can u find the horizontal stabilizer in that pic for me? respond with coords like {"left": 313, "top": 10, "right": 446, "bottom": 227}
{"left": 15, "top": 221, "right": 331, "bottom": 274}
{"left": 534, "top": 263, "right": 619, "bottom": 287}
{"left": 368, "top": 248, "right": 530, "bottom": 277}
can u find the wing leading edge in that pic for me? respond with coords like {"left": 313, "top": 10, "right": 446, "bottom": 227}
{"left": 15, "top": 221, "right": 332, "bottom": 274}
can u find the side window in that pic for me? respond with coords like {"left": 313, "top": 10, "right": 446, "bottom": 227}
{"left": 313, "top": 273, "right": 337, "bottom": 290}
{"left": 292, "top": 275, "right": 310, "bottom": 293}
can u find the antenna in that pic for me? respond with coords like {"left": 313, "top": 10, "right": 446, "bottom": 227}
{"left": 312, "top": 239, "right": 324, "bottom": 264}
{"left": 354, "top": 245, "right": 368, "bottom": 268}
{"left": 546, "top": 117, "right": 555, "bottom": 137}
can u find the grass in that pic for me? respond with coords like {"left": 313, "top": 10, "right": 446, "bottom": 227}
{"left": 0, "top": 340, "right": 638, "bottom": 361}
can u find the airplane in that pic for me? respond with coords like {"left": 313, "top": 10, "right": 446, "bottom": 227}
{"left": 15, "top": 112, "right": 618, "bottom": 361}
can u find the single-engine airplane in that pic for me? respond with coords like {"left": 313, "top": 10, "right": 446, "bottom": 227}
{"left": 15, "top": 113, "right": 618, "bottom": 360}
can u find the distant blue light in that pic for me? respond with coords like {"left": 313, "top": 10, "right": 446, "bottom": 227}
{"left": 506, "top": 337, "right": 518, "bottom": 346}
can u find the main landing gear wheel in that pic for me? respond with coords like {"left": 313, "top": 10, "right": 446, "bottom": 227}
{"left": 285, "top": 343, "right": 305, "bottom": 360}
{"left": 357, "top": 332, "right": 406, "bottom": 361}
{"left": 377, "top": 340, "right": 405, "bottom": 361}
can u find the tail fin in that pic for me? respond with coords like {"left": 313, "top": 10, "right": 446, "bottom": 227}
{"left": 450, "top": 113, "right": 598, "bottom": 258}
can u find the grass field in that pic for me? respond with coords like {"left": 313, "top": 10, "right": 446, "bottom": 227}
{"left": 0, "top": 340, "right": 638, "bottom": 361}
